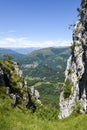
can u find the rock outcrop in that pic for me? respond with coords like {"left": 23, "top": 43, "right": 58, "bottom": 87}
{"left": 0, "top": 59, "right": 42, "bottom": 111}
{"left": 59, "top": 0, "right": 87, "bottom": 119}
{"left": 31, "top": 86, "right": 42, "bottom": 105}
{"left": 0, "top": 60, "right": 26, "bottom": 107}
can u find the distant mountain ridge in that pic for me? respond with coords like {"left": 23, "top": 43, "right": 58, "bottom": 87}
{"left": 19, "top": 47, "right": 70, "bottom": 63}
{"left": 0, "top": 48, "right": 24, "bottom": 60}
{"left": 11, "top": 47, "right": 40, "bottom": 54}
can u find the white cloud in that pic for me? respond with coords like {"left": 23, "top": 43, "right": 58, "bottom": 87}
{"left": 0, "top": 37, "right": 71, "bottom": 48}
{"left": 5, "top": 38, "right": 17, "bottom": 43}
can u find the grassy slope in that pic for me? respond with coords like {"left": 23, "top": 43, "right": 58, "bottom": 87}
{"left": 0, "top": 86, "right": 87, "bottom": 130}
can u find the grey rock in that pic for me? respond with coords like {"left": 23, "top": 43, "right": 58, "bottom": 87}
{"left": 31, "top": 86, "right": 35, "bottom": 96}
{"left": 30, "top": 86, "right": 42, "bottom": 105}
{"left": 59, "top": 0, "right": 87, "bottom": 119}
{"left": 13, "top": 61, "right": 23, "bottom": 77}
{"left": 10, "top": 93, "right": 17, "bottom": 107}
{"left": 31, "top": 86, "right": 40, "bottom": 99}
{"left": 6, "top": 87, "right": 10, "bottom": 95}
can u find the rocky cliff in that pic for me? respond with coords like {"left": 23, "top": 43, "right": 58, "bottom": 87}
{"left": 0, "top": 59, "right": 26, "bottom": 106}
{"left": 59, "top": 0, "right": 87, "bottom": 118}
{"left": 0, "top": 58, "right": 40, "bottom": 111}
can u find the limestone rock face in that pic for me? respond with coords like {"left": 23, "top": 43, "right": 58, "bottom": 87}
{"left": 31, "top": 86, "right": 40, "bottom": 99}
{"left": 13, "top": 62, "right": 23, "bottom": 77}
{"left": 59, "top": 0, "right": 87, "bottom": 119}
{"left": 31, "top": 86, "right": 42, "bottom": 105}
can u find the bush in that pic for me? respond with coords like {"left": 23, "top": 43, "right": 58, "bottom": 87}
{"left": 67, "top": 69, "right": 73, "bottom": 75}
{"left": 3, "top": 54, "right": 13, "bottom": 61}
{"left": 72, "top": 101, "right": 82, "bottom": 114}
{"left": 63, "top": 79, "right": 73, "bottom": 99}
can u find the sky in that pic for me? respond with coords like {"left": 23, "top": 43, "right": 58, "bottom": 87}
{"left": 0, "top": 0, "right": 81, "bottom": 48}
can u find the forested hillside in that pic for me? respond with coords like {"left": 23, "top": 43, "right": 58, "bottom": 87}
{"left": 20, "top": 47, "right": 70, "bottom": 82}
{"left": 19, "top": 47, "right": 70, "bottom": 105}
{"left": 0, "top": 47, "right": 70, "bottom": 106}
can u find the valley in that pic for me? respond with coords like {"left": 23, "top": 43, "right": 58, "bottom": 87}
{"left": 0, "top": 47, "right": 70, "bottom": 106}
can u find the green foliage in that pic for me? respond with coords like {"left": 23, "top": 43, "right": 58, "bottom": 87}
{"left": 0, "top": 81, "right": 87, "bottom": 130}
{"left": 35, "top": 83, "right": 60, "bottom": 107}
{"left": 67, "top": 69, "right": 73, "bottom": 75}
{"left": 25, "top": 77, "right": 40, "bottom": 86}
{"left": 20, "top": 47, "right": 70, "bottom": 83}
{"left": 1, "top": 60, "right": 14, "bottom": 73}
{"left": 63, "top": 79, "right": 73, "bottom": 99}
{"left": 0, "top": 48, "right": 70, "bottom": 107}
{"left": 26, "top": 78, "right": 36, "bottom": 86}
{"left": 72, "top": 101, "right": 82, "bottom": 114}
{"left": 24, "top": 64, "right": 65, "bottom": 83}
{"left": 35, "top": 104, "right": 58, "bottom": 121}
{"left": 70, "top": 43, "right": 75, "bottom": 55}
{"left": 0, "top": 59, "right": 25, "bottom": 104}
{"left": 25, "top": 76, "right": 62, "bottom": 107}
{"left": 3, "top": 54, "right": 13, "bottom": 61}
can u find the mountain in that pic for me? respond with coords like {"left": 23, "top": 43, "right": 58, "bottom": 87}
{"left": 19, "top": 47, "right": 70, "bottom": 82}
{"left": 20, "top": 47, "right": 70, "bottom": 63}
{"left": 0, "top": 48, "right": 24, "bottom": 60}
{"left": 0, "top": 47, "right": 70, "bottom": 82}
{"left": 0, "top": 47, "right": 70, "bottom": 106}
{"left": 11, "top": 47, "right": 40, "bottom": 54}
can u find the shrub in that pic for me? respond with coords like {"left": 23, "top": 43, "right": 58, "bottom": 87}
{"left": 67, "top": 69, "right": 73, "bottom": 75}
{"left": 3, "top": 54, "right": 13, "bottom": 61}
{"left": 63, "top": 79, "right": 73, "bottom": 99}
{"left": 72, "top": 101, "right": 82, "bottom": 114}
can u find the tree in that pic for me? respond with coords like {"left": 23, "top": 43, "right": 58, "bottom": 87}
{"left": 3, "top": 54, "right": 13, "bottom": 61}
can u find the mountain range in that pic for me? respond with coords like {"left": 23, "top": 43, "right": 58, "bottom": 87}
{"left": 0, "top": 48, "right": 24, "bottom": 60}
{"left": 19, "top": 47, "right": 70, "bottom": 82}
{"left": 11, "top": 47, "right": 40, "bottom": 54}
{"left": 0, "top": 47, "right": 70, "bottom": 105}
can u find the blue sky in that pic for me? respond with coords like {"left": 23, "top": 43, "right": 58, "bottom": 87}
{"left": 0, "top": 0, "right": 80, "bottom": 48}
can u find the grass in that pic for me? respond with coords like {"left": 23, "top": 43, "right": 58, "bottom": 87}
{"left": 0, "top": 108, "right": 87, "bottom": 130}
{"left": 0, "top": 59, "right": 87, "bottom": 130}
{"left": 0, "top": 86, "right": 87, "bottom": 130}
